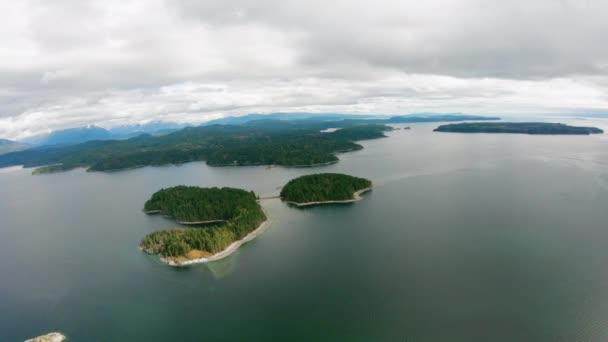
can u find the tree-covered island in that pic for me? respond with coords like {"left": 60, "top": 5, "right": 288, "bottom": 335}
{"left": 140, "top": 186, "right": 267, "bottom": 266}
{"left": 0, "top": 114, "right": 500, "bottom": 174}
{"left": 280, "top": 173, "right": 372, "bottom": 207}
{"left": 0, "top": 121, "right": 392, "bottom": 174}
{"left": 434, "top": 122, "right": 604, "bottom": 135}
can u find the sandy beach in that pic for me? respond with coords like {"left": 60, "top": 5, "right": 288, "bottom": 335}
{"left": 25, "top": 332, "right": 66, "bottom": 342}
{"left": 158, "top": 217, "right": 272, "bottom": 266}
{"left": 143, "top": 210, "right": 162, "bottom": 214}
{"left": 144, "top": 210, "right": 226, "bottom": 225}
{"left": 285, "top": 187, "right": 372, "bottom": 207}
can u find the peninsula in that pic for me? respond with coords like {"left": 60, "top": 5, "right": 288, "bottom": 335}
{"left": 140, "top": 186, "right": 267, "bottom": 266}
{"left": 0, "top": 121, "right": 392, "bottom": 174}
{"left": 281, "top": 173, "right": 372, "bottom": 207}
{"left": 434, "top": 122, "right": 604, "bottom": 135}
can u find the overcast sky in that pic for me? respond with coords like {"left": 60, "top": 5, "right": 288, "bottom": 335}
{"left": 1, "top": 0, "right": 608, "bottom": 139}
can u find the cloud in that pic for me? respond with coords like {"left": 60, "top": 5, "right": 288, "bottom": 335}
{"left": 0, "top": 0, "right": 607, "bottom": 139}
{"left": 175, "top": 0, "right": 608, "bottom": 78}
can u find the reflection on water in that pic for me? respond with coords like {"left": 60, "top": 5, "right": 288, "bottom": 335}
{"left": 204, "top": 253, "right": 240, "bottom": 279}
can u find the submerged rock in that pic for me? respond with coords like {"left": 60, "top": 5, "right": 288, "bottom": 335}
{"left": 25, "top": 332, "right": 66, "bottom": 342}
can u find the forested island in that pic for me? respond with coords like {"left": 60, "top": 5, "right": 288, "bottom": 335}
{"left": 0, "top": 121, "right": 391, "bottom": 174}
{"left": 0, "top": 114, "right": 502, "bottom": 175}
{"left": 140, "top": 186, "right": 267, "bottom": 265}
{"left": 434, "top": 122, "right": 604, "bottom": 135}
{"left": 281, "top": 173, "right": 372, "bottom": 206}
{"left": 144, "top": 186, "right": 259, "bottom": 224}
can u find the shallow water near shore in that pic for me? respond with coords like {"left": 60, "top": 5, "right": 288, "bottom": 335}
{"left": 2, "top": 120, "right": 608, "bottom": 341}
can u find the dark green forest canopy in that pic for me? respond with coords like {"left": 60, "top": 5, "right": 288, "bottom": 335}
{"left": 144, "top": 186, "right": 260, "bottom": 222}
{"left": 0, "top": 120, "right": 392, "bottom": 173}
{"left": 434, "top": 122, "right": 604, "bottom": 135}
{"left": 140, "top": 186, "right": 266, "bottom": 258}
{"left": 280, "top": 173, "right": 372, "bottom": 203}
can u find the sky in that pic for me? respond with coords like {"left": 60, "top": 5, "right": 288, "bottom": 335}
{"left": 1, "top": 0, "right": 608, "bottom": 140}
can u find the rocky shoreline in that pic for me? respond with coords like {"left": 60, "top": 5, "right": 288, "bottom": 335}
{"left": 158, "top": 218, "right": 271, "bottom": 266}
{"left": 284, "top": 187, "right": 372, "bottom": 207}
{"left": 25, "top": 332, "right": 66, "bottom": 342}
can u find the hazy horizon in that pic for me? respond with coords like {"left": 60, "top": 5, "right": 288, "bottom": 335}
{"left": 2, "top": 1, "right": 608, "bottom": 139}
{"left": 4, "top": 111, "right": 608, "bottom": 141}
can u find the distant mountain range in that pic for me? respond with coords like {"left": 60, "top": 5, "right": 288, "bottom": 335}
{"left": 204, "top": 112, "right": 496, "bottom": 125}
{"left": 107, "top": 121, "right": 190, "bottom": 138}
{"left": 22, "top": 126, "right": 112, "bottom": 146}
{"left": 8, "top": 113, "right": 500, "bottom": 149}
{"left": 204, "top": 113, "right": 381, "bottom": 125}
{"left": 571, "top": 113, "right": 608, "bottom": 119}
{"left": 385, "top": 114, "right": 500, "bottom": 123}
{"left": 20, "top": 122, "right": 189, "bottom": 147}
{"left": 0, "top": 139, "right": 28, "bottom": 155}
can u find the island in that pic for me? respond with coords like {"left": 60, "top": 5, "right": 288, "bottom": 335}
{"left": 280, "top": 173, "right": 372, "bottom": 207}
{"left": 25, "top": 332, "right": 66, "bottom": 342}
{"left": 0, "top": 114, "right": 500, "bottom": 175}
{"left": 31, "top": 164, "right": 75, "bottom": 175}
{"left": 0, "top": 121, "right": 392, "bottom": 174}
{"left": 140, "top": 186, "right": 268, "bottom": 266}
{"left": 434, "top": 122, "right": 604, "bottom": 135}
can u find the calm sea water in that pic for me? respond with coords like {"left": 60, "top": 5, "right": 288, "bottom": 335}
{"left": 2, "top": 120, "right": 608, "bottom": 341}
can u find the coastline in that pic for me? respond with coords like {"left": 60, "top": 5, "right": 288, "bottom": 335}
{"left": 155, "top": 216, "right": 272, "bottom": 267}
{"left": 25, "top": 332, "right": 66, "bottom": 342}
{"left": 144, "top": 210, "right": 227, "bottom": 225}
{"left": 285, "top": 160, "right": 339, "bottom": 168}
{"left": 284, "top": 186, "right": 372, "bottom": 207}
{"left": 26, "top": 154, "right": 345, "bottom": 176}
{"left": 210, "top": 160, "right": 340, "bottom": 168}
{"left": 177, "top": 219, "right": 226, "bottom": 225}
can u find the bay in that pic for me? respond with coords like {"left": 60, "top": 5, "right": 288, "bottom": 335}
{"left": 2, "top": 120, "right": 608, "bottom": 341}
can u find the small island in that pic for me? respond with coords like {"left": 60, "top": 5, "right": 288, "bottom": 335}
{"left": 280, "top": 173, "right": 372, "bottom": 207}
{"left": 32, "top": 164, "right": 77, "bottom": 175}
{"left": 25, "top": 332, "right": 66, "bottom": 342}
{"left": 144, "top": 186, "right": 260, "bottom": 224}
{"left": 434, "top": 122, "right": 603, "bottom": 135}
{"left": 140, "top": 186, "right": 267, "bottom": 266}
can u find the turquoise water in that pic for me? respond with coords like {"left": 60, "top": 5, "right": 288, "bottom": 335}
{"left": 2, "top": 121, "right": 608, "bottom": 341}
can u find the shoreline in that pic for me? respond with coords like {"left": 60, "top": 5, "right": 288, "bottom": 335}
{"left": 177, "top": 219, "right": 226, "bottom": 225}
{"left": 25, "top": 332, "right": 66, "bottom": 342}
{"left": 155, "top": 216, "right": 272, "bottom": 267}
{"left": 24, "top": 154, "right": 346, "bottom": 176}
{"left": 211, "top": 160, "right": 340, "bottom": 168}
{"left": 284, "top": 186, "right": 372, "bottom": 207}
{"left": 143, "top": 210, "right": 227, "bottom": 225}
{"left": 285, "top": 160, "right": 339, "bottom": 168}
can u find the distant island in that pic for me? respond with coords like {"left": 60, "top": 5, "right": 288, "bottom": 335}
{"left": 281, "top": 173, "right": 372, "bottom": 207}
{"left": 1, "top": 121, "right": 392, "bottom": 174}
{"left": 140, "top": 186, "right": 267, "bottom": 266}
{"left": 0, "top": 114, "right": 500, "bottom": 175}
{"left": 31, "top": 164, "right": 74, "bottom": 175}
{"left": 434, "top": 122, "right": 604, "bottom": 135}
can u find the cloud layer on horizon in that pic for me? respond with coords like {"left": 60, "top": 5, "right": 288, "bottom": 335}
{"left": 1, "top": 0, "right": 608, "bottom": 139}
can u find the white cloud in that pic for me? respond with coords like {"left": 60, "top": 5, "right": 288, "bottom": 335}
{"left": 0, "top": 0, "right": 607, "bottom": 139}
